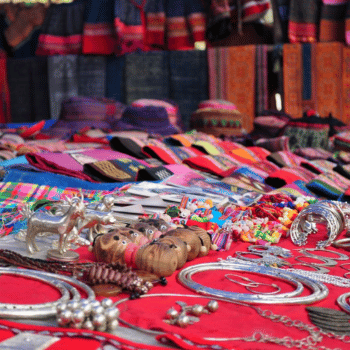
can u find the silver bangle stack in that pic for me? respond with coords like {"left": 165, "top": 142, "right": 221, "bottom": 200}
{"left": 290, "top": 200, "right": 348, "bottom": 248}
{"left": 0, "top": 267, "right": 95, "bottom": 319}
{"left": 177, "top": 259, "right": 329, "bottom": 305}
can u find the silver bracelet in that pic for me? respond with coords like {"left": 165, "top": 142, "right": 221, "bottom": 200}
{"left": 299, "top": 248, "right": 349, "bottom": 261}
{"left": 0, "top": 267, "right": 95, "bottom": 319}
{"left": 177, "top": 261, "right": 328, "bottom": 304}
{"left": 294, "top": 255, "right": 337, "bottom": 267}
{"left": 337, "top": 292, "right": 350, "bottom": 314}
{"left": 247, "top": 245, "right": 292, "bottom": 258}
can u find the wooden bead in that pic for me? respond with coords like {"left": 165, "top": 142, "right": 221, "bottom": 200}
{"left": 158, "top": 235, "right": 188, "bottom": 268}
{"left": 92, "top": 284, "right": 122, "bottom": 297}
{"left": 92, "top": 232, "right": 132, "bottom": 264}
{"left": 187, "top": 226, "right": 212, "bottom": 257}
{"left": 135, "top": 241, "right": 178, "bottom": 277}
{"left": 165, "top": 228, "right": 202, "bottom": 261}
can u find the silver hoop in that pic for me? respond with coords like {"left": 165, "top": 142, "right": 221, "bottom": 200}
{"left": 300, "top": 248, "right": 349, "bottom": 261}
{"left": 0, "top": 267, "right": 95, "bottom": 319}
{"left": 290, "top": 263, "right": 330, "bottom": 274}
{"left": 337, "top": 292, "right": 350, "bottom": 314}
{"left": 177, "top": 261, "right": 328, "bottom": 304}
{"left": 294, "top": 255, "right": 337, "bottom": 267}
{"left": 247, "top": 245, "right": 292, "bottom": 258}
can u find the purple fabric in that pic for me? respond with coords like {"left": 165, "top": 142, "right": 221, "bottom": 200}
{"left": 25, "top": 149, "right": 149, "bottom": 181}
{"left": 112, "top": 106, "right": 179, "bottom": 136}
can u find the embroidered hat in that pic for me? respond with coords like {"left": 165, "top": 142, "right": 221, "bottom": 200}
{"left": 112, "top": 106, "right": 179, "bottom": 136}
{"left": 131, "top": 99, "right": 183, "bottom": 132}
{"left": 190, "top": 100, "right": 243, "bottom": 137}
{"left": 60, "top": 96, "right": 126, "bottom": 122}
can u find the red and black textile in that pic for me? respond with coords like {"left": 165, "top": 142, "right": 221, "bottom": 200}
{"left": 288, "top": 0, "right": 320, "bottom": 43}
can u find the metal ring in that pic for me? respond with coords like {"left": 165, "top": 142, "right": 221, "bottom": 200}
{"left": 294, "top": 255, "right": 337, "bottom": 267}
{"left": 290, "top": 263, "right": 330, "bottom": 274}
{"left": 177, "top": 261, "right": 328, "bottom": 304}
{"left": 299, "top": 248, "right": 349, "bottom": 261}
{"left": 332, "top": 238, "right": 350, "bottom": 249}
{"left": 0, "top": 267, "right": 95, "bottom": 319}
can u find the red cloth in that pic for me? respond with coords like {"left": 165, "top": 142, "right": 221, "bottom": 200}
{"left": 0, "top": 228, "right": 349, "bottom": 349}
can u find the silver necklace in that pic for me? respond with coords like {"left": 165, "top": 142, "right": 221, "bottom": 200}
{"left": 0, "top": 267, "right": 95, "bottom": 319}
{"left": 177, "top": 260, "right": 328, "bottom": 304}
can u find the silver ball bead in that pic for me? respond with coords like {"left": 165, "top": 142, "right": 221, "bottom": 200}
{"left": 59, "top": 309, "right": 73, "bottom": 324}
{"left": 101, "top": 298, "right": 113, "bottom": 309}
{"left": 104, "top": 307, "right": 120, "bottom": 322}
{"left": 108, "top": 319, "right": 119, "bottom": 331}
{"left": 92, "top": 313, "right": 107, "bottom": 328}
{"left": 90, "top": 300, "right": 101, "bottom": 309}
{"left": 66, "top": 300, "right": 80, "bottom": 311}
{"left": 79, "top": 300, "right": 92, "bottom": 316}
{"left": 176, "top": 314, "right": 190, "bottom": 328}
{"left": 166, "top": 307, "right": 179, "bottom": 319}
{"left": 140, "top": 285, "right": 149, "bottom": 294}
{"left": 82, "top": 319, "right": 94, "bottom": 331}
{"left": 72, "top": 309, "right": 85, "bottom": 324}
{"left": 191, "top": 304, "right": 204, "bottom": 316}
{"left": 91, "top": 305, "right": 105, "bottom": 316}
{"left": 206, "top": 300, "right": 219, "bottom": 312}
{"left": 56, "top": 302, "right": 67, "bottom": 315}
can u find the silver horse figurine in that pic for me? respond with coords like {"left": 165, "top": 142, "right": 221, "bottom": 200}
{"left": 21, "top": 193, "right": 85, "bottom": 255}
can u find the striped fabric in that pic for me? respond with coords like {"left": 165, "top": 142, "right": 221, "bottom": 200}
{"left": 288, "top": 0, "right": 320, "bottom": 43}
{"left": 255, "top": 45, "right": 269, "bottom": 115}
{"left": 36, "top": 0, "right": 86, "bottom": 55}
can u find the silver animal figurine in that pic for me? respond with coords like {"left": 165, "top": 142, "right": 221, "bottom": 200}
{"left": 77, "top": 210, "right": 117, "bottom": 242}
{"left": 21, "top": 194, "right": 85, "bottom": 255}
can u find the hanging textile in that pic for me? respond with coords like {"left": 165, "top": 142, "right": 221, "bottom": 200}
{"left": 47, "top": 55, "right": 78, "bottom": 120}
{"left": 77, "top": 56, "right": 106, "bottom": 98}
{"left": 319, "top": 0, "right": 347, "bottom": 42}
{"left": 3, "top": 3, "right": 47, "bottom": 50}
{"left": 114, "top": 0, "right": 147, "bottom": 56}
{"left": 169, "top": 50, "right": 208, "bottom": 130}
{"left": 288, "top": 0, "right": 320, "bottom": 43}
{"left": 165, "top": 0, "right": 206, "bottom": 50}
{"left": 7, "top": 57, "right": 50, "bottom": 123}
{"left": 105, "top": 55, "right": 125, "bottom": 103}
{"left": 36, "top": 0, "right": 86, "bottom": 55}
{"left": 208, "top": 45, "right": 256, "bottom": 132}
{"left": 0, "top": 57, "right": 11, "bottom": 123}
{"left": 124, "top": 51, "right": 169, "bottom": 105}
{"left": 82, "top": 0, "right": 116, "bottom": 55}
{"left": 283, "top": 42, "right": 347, "bottom": 122}
{"left": 283, "top": 43, "right": 317, "bottom": 118}
{"left": 255, "top": 45, "right": 269, "bottom": 115}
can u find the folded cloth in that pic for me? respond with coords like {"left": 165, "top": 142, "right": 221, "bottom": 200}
{"left": 294, "top": 147, "right": 334, "bottom": 160}
{"left": 1, "top": 169, "right": 124, "bottom": 191}
{"left": 306, "top": 171, "right": 350, "bottom": 200}
{"left": 83, "top": 158, "right": 147, "bottom": 182}
{"left": 256, "top": 136, "right": 290, "bottom": 153}
{"left": 25, "top": 149, "right": 149, "bottom": 182}
{"left": 265, "top": 166, "right": 316, "bottom": 188}
{"left": 221, "top": 172, "right": 274, "bottom": 194}
{"left": 268, "top": 180, "right": 317, "bottom": 198}
{"left": 183, "top": 154, "right": 240, "bottom": 177}
{"left": 142, "top": 145, "right": 203, "bottom": 165}
{"left": 109, "top": 136, "right": 148, "bottom": 159}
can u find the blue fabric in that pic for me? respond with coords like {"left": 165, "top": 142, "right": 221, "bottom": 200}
{"left": 84, "top": 0, "right": 115, "bottom": 23}
{"left": 0, "top": 155, "right": 28, "bottom": 168}
{"left": 169, "top": 50, "right": 208, "bottom": 130}
{"left": 302, "top": 43, "right": 312, "bottom": 101}
{"left": 1, "top": 169, "right": 129, "bottom": 190}
{"left": 106, "top": 56, "right": 125, "bottom": 102}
